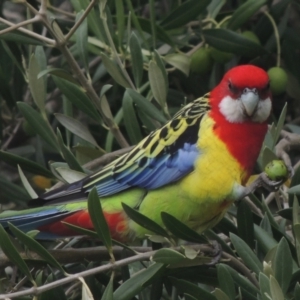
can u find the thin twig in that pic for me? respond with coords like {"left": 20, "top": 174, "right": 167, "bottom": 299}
{"left": 0, "top": 17, "right": 55, "bottom": 45}
{"left": 65, "top": 0, "right": 96, "bottom": 42}
{"left": 222, "top": 252, "right": 259, "bottom": 289}
{"left": 0, "top": 251, "right": 156, "bottom": 299}
{"left": 0, "top": 16, "right": 39, "bottom": 35}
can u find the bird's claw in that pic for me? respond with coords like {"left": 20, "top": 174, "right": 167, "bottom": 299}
{"left": 259, "top": 172, "right": 284, "bottom": 192}
{"left": 205, "top": 241, "right": 222, "bottom": 266}
{"left": 238, "top": 172, "right": 285, "bottom": 201}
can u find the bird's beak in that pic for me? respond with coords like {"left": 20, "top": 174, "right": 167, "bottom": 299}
{"left": 240, "top": 88, "right": 259, "bottom": 117}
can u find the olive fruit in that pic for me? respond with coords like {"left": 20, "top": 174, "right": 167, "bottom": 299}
{"left": 190, "top": 48, "right": 213, "bottom": 74}
{"left": 267, "top": 67, "right": 288, "bottom": 96}
{"left": 265, "top": 160, "right": 288, "bottom": 181}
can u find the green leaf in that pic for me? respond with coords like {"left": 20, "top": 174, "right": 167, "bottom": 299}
{"left": 122, "top": 203, "right": 170, "bottom": 238}
{"left": 55, "top": 113, "right": 100, "bottom": 149}
{"left": 0, "top": 175, "right": 31, "bottom": 204}
{"left": 17, "top": 102, "right": 59, "bottom": 152}
{"left": 149, "top": 60, "right": 168, "bottom": 113}
{"left": 76, "top": 10, "right": 89, "bottom": 72}
{"left": 261, "top": 146, "right": 278, "bottom": 168}
{"left": 116, "top": 0, "right": 125, "bottom": 48}
{"left": 274, "top": 238, "right": 293, "bottom": 295}
{"left": 164, "top": 53, "right": 190, "bottom": 76}
{"left": 212, "top": 289, "right": 230, "bottom": 300}
{"left": 227, "top": 0, "right": 267, "bottom": 31}
{"left": 293, "top": 196, "right": 299, "bottom": 224}
{"left": 0, "top": 224, "right": 34, "bottom": 284}
{"left": 126, "top": 88, "right": 167, "bottom": 123}
{"left": 223, "top": 264, "right": 259, "bottom": 296}
{"left": 137, "top": 17, "right": 174, "bottom": 46}
{"left": 170, "top": 278, "right": 217, "bottom": 300}
{"left": 124, "top": 0, "right": 148, "bottom": 48}
{"left": 161, "top": 212, "right": 208, "bottom": 244}
{"left": 88, "top": 187, "right": 113, "bottom": 258}
{"left": 237, "top": 200, "right": 254, "bottom": 249}
{"left": 259, "top": 272, "right": 271, "bottom": 300}
{"left": 152, "top": 248, "right": 185, "bottom": 264}
{"left": 129, "top": 32, "right": 143, "bottom": 88}
{"left": 71, "top": 0, "right": 104, "bottom": 41}
{"left": 74, "top": 145, "right": 105, "bottom": 163}
{"left": 0, "top": 150, "right": 53, "bottom": 178}
{"left": 38, "top": 68, "right": 78, "bottom": 84}
{"left": 100, "top": 52, "right": 131, "bottom": 88}
{"left": 56, "top": 128, "right": 84, "bottom": 173}
{"left": 52, "top": 76, "right": 101, "bottom": 121}
{"left": 273, "top": 103, "right": 287, "bottom": 147}
{"left": 254, "top": 224, "right": 277, "bottom": 254}
{"left": 8, "top": 223, "right": 66, "bottom": 274}
{"left": 18, "top": 165, "right": 37, "bottom": 199}
{"left": 153, "top": 50, "right": 168, "bottom": 89}
{"left": 160, "top": 0, "right": 210, "bottom": 30}
{"left": 55, "top": 167, "right": 86, "bottom": 184}
{"left": 62, "top": 222, "right": 99, "bottom": 239}
{"left": 217, "top": 264, "right": 235, "bottom": 300}
{"left": 260, "top": 213, "right": 273, "bottom": 236}
{"left": 230, "top": 233, "right": 263, "bottom": 275}
{"left": 113, "top": 263, "right": 166, "bottom": 299}
{"left": 207, "top": 0, "right": 226, "bottom": 19}
{"left": 101, "top": 273, "right": 114, "bottom": 300}
{"left": 288, "top": 184, "right": 300, "bottom": 195}
{"left": 105, "top": 108, "right": 123, "bottom": 152}
{"left": 292, "top": 198, "right": 300, "bottom": 265}
{"left": 28, "top": 54, "right": 46, "bottom": 116}
{"left": 79, "top": 277, "right": 94, "bottom": 300}
{"left": 289, "top": 167, "right": 300, "bottom": 205}
{"left": 270, "top": 275, "right": 284, "bottom": 300}
{"left": 122, "top": 91, "right": 144, "bottom": 144}
{"left": 295, "top": 282, "right": 300, "bottom": 300}
{"left": 203, "top": 29, "right": 267, "bottom": 57}
{"left": 184, "top": 294, "right": 198, "bottom": 300}
{"left": 261, "top": 195, "right": 279, "bottom": 230}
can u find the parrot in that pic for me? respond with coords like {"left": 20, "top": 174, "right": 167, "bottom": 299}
{"left": 0, "top": 64, "right": 272, "bottom": 242}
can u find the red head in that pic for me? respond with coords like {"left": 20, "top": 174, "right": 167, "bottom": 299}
{"left": 210, "top": 65, "right": 272, "bottom": 124}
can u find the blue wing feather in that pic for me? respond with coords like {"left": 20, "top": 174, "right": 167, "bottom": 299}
{"left": 91, "top": 142, "right": 199, "bottom": 195}
{"left": 39, "top": 96, "right": 210, "bottom": 204}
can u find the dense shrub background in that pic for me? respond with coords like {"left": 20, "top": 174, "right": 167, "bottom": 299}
{"left": 0, "top": 0, "right": 300, "bottom": 299}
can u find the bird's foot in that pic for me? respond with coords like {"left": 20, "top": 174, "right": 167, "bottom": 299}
{"left": 205, "top": 241, "right": 222, "bottom": 266}
{"left": 236, "top": 172, "right": 285, "bottom": 202}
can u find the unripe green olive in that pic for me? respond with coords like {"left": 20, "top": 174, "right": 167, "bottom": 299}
{"left": 265, "top": 160, "right": 288, "bottom": 181}
{"left": 190, "top": 48, "right": 213, "bottom": 74}
{"left": 267, "top": 67, "right": 288, "bottom": 96}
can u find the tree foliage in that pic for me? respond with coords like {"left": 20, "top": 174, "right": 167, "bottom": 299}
{"left": 0, "top": 0, "right": 300, "bottom": 299}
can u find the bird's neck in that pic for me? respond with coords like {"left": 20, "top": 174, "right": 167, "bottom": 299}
{"left": 210, "top": 109, "right": 268, "bottom": 180}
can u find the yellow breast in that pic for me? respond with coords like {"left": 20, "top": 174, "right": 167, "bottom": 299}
{"left": 180, "top": 114, "right": 245, "bottom": 204}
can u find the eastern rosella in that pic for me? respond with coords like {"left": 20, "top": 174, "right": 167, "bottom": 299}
{"left": 0, "top": 65, "right": 272, "bottom": 241}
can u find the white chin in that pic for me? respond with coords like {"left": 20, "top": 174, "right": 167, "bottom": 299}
{"left": 219, "top": 96, "right": 272, "bottom": 123}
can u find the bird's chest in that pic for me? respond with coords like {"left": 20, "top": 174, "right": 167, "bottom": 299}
{"left": 180, "top": 116, "right": 246, "bottom": 204}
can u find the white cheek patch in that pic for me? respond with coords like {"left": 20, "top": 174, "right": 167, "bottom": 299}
{"left": 252, "top": 97, "right": 272, "bottom": 123}
{"left": 219, "top": 96, "right": 245, "bottom": 123}
{"left": 219, "top": 96, "right": 272, "bottom": 123}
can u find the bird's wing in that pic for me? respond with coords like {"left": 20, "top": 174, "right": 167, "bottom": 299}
{"left": 42, "top": 95, "right": 210, "bottom": 202}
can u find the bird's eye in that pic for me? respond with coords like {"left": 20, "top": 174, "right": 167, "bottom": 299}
{"left": 228, "top": 81, "right": 239, "bottom": 94}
